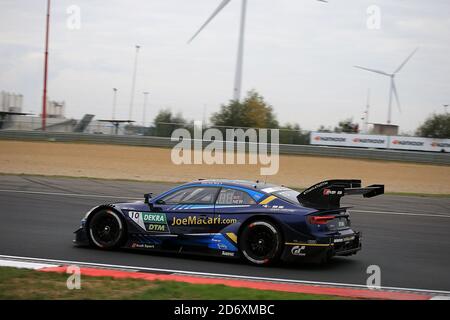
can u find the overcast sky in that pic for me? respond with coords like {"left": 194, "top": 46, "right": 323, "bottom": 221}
{"left": 1, "top": 0, "right": 449, "bottom": 133}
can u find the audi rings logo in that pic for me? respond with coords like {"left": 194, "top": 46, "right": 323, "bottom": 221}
{"left": 291, "top": 245, "right": 306, "bottom": 256}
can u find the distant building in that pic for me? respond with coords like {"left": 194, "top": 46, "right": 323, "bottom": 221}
{"left": 371, "top": 123, "right": 399, "bottom": 136}
{"left": 1, "top": 91, "right": 65, "bottom": 118}
{"left": 45, "top": 99, "right": 65, "bottom": 119}
{"left": 1, "top": 91, "right": 23, "bottom": 113}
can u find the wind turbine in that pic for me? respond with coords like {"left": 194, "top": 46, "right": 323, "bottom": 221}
{"left": 188, "top": 0, "right": 246, "bottom": 102}
{"left": 354, "top": 48, "right": 418, "bottom": 124}
{"left": 188, "top": 0, "right": 328, "bottom": 102}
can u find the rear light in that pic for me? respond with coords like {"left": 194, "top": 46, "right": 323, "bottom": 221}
{"left": 308, "top": 215, "right": 336, "bottom": 225}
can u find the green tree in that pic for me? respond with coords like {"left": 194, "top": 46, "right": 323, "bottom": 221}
{"left": 151, "top": 109, "right": 186, "bottom": 137}
{"left": 211, "top": 90, "right": 279, "bottom": 129}
{"left": 317, "top": 125, "right": 332, "bottom": 133}
{"left": 334, "top": 118, "right": 359, "bottom": 133}
{"left": 279, "top": 123, "right": 309, "bottom": 145}
{"left": 416, "top": 113, "right": 450, "bottom": 139}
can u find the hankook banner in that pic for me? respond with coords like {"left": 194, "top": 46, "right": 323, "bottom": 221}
{"left": 310, "top": 132, "right": 450, "bottom": 152}
{"left": 310, "top": 132, "right": 388, "bottom": 149}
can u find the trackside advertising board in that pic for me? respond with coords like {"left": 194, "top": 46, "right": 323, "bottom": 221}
{"left": 310, "top": 132, "right": 450, "bottom": 152}
{"left": 389, "top": 136, "right": 450, "bottom": 152}
{"left": 310, "top": 132, "right": 388, "bottom": 149}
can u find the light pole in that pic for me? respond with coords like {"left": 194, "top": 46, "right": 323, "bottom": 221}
{"left": 112, "top": 88, "right": 118, "bottom": 120}
{"left": 129, "top": 45, "right": 141, "bottom": 121}
{"left": 364, "top": 89, "right": 370, "bottom": 134}
{"left": 202, "top": 104, "right": 207, "bottom": 127}
{"left": 142, "top": 91, "right": 149, "bottom": 126}
{"left": 41, "top": 0, "right": 51, "bottom": 130}
{"left": 444, "top": 104, "right": 449, "bottom": 114}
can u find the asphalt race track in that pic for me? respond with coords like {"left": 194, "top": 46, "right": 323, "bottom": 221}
{"left": 0, "top": 175, "right": 449, "bottom": 292}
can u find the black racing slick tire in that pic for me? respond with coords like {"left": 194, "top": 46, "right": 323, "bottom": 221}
{"left": 239, "top": 220, "right": 283, "bottom": 266}
{"left": 88, "top": 209, "right": 126, "bottom": 250}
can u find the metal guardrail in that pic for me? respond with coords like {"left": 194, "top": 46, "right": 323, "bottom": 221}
{"left": 0, "top": 130, "right": 448, "bottom": 165}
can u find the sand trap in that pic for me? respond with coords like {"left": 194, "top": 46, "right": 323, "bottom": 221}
{"left": 0, "top": 140, "right": 449, "bottom": 194}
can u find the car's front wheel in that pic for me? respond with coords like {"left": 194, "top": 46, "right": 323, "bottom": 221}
{"left": 88, "top": 209, "right": 125, "bottom": 249}
{"left": 239, "top": 220, "right": 283, "bottom": 266}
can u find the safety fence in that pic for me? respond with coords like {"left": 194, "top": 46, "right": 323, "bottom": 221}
{"left": 0, "top": 130, "right": 448, "bottom": 165}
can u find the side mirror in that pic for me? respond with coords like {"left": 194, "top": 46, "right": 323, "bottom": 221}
{"left": 144, "top": 193, "right": 153, "bottom": 204}
{"left": 144, "top": 193, "right": 154, "bottom": 210}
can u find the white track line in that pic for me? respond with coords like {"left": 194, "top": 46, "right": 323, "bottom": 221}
{"left": 430, "top": 296, "right": 450, "bottom": 300}
{"left": 0, "top": 259, "right": 59, "bottom": 270}
{"left": 1, "top": 189, "right": 448, "bottom": 218}
{"left": 0, "top": 254, "right": 449, "bottom": 296}
{"left": 350, "top": 209, "right": 450, "bottom": 219}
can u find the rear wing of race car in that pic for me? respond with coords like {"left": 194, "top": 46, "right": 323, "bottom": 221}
{"left": 297, "top": 179, "right": 384, "bottom": 210}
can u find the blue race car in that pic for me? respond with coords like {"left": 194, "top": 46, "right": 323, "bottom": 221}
{"left": 74, "top": 179, "right": 383, "bottom": 265}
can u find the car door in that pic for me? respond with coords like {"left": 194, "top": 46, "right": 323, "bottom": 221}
{"left": 212, "top": 187, "right": 261, "bottom": 233}
{"left": 151, "top": 186, "right": 220, "bottom": 236}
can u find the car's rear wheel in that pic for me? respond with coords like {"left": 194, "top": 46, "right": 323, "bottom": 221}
{"left": 239, "top": 220, "right": 283, "bottom": 266}
{"left": 88, "top": 209, "right": 125, "bottom": 249}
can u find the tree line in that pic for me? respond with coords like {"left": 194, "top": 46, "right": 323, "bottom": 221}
{"left": 134, "top": 90, "right": 449, "bottom": 141}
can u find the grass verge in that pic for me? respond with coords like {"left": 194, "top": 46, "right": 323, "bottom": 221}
{"left": 0, "top": 267, "right": 345, "bottom": 300}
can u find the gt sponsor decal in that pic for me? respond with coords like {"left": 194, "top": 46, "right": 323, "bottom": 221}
{"left": 142, "top": 212, "right": 167, "bottom": 224}
{"left": 221, "top": 251, "right": 235, "bottom": 257}
{"left": 171, "top": 215, "right": 238, "bottom": 226}
{"left": 128, "top": 211, "right": 170, "bottom": 233}
{"left": 285, "top": 242, "right": 332, "bottom": 247}
{"left": 147, "top": 223, "right": 169, "bottom": 232}
{"left": 291, "top": 245, "right": 306, "bottom": 256}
